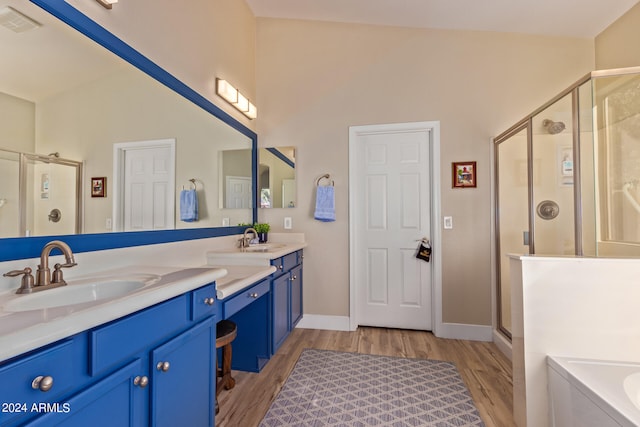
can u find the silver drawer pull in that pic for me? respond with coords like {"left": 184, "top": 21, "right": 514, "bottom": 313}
{"left": 249, "top": 292, "right": 259, "bottom": 298}
{"left": 133, "top": 375, "right": 149, "bottom": 388}
{"left": 32, "top": 375, "right": 53, "bottom": 392}
{"left": 204, "top": 297, "right": 215, "bottom": 305}
{"left": 156, "top": 361, "right": 170, "bottom": 372}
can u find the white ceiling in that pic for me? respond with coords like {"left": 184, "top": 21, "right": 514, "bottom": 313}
{"left": 245, "top": 0, "right": 640, "bottom": 38}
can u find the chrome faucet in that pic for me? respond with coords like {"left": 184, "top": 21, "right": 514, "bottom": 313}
{"left": 3, "top": 240, "right": 77, "bottom": 294}
{"left": 239, "top": 227, "right": 258, "bottom": 250}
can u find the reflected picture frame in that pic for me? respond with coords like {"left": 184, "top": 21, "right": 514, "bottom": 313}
{"left": 452, "top": 161, "right": 477, "bottom": 188}
{"left": 91, "top": 177, "right": 106, "bottom": 198}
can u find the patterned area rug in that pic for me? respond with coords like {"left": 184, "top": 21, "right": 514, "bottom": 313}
{"left": 259, "top": 349, "right": 485, "bottom": 427}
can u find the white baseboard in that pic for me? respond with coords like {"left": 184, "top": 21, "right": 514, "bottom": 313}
{"left": 297, "top": 316, "right": 493, "bottom": 342}
{"left": 295, "top": 314, "right": 351, "bottom": 331}
{"left": 492, "top": 329, "right": 512, "bottom": 360}
{"left": 435, "top": 322, "right": 493, "bottom": 342}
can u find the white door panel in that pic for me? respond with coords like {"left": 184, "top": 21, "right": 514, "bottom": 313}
{"left": 351, "top": 124, "right": 433, "bottom": 330}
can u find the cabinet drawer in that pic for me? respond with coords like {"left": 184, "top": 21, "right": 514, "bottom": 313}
{"left": 191, "top": 283, "right": 217, "bottom": 322}
{"left": 223, "top": 279, "right": 270, "bottom": 318}
{"left": 282, "top": 252, "right": 298, "bottom": 272}
{"left": 0, "top": 340, "right": 77, "bottom": 426}
{"left": 89, "top": 296, "right": 189, "bottom": 376}
{"left": 272, "top": 252, "right": 299, "bottom": 276}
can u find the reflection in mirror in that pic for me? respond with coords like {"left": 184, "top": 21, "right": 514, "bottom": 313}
{"left": 259, "top": 147, "right": 296, "bottom": 208}
{"left": 220, "top": 149, "right": 253, "bottom": 209}
{"left": 0, "top": 0, "right": 253, "bottom": 237}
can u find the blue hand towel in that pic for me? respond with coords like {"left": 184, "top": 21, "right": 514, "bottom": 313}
{"left": 180, "top": 189, "right": 198, "bottom": 222}
{"left": 314, "top": 185, "right": 335, "bottom": 222}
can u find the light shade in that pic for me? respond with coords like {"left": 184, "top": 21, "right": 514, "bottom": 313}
{"left": 215, "top": 78, "right": 257, "bottom": 120}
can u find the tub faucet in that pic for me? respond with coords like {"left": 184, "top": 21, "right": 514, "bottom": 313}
{"left": 4, "top": 240, "right": 77, "bottom": 294}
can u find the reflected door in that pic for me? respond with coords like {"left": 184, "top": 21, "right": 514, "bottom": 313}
{"left": 496, "top": 126, "right": 530, "bottom": 338}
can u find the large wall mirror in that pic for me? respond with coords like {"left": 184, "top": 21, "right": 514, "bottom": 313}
{"left": 0, "top": 0, "right": 257, "bottom": 260}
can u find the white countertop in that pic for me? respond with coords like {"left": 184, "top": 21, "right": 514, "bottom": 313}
{"left": 0, "top": 235, "right": 306, "bottom": 363}
{"left": 206, "top": 241, "right": 307, "bottom": 266}
{"left": 0, "top": 265, "right": 226, "bottom": 363}
{"left": 213, "top": 265, "right": 277, "bottom": 299}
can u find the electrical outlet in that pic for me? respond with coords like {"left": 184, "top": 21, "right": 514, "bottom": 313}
{"left": 106, "top": 218, "right": 112, "bottom": 230}
{"left": 222, "top": 217, "right": 230, "bottom": 227}
{"left": 443, "top": 216, "right": 453, "bottom": 229}
{"left": 284, "top": 217, "right": 292, "bottom": 229}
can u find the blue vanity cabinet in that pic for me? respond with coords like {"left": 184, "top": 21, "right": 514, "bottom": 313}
{"left": 4, "top": 282, "right": 218, "bottom": 427}
{"left": 271, "top": 250, "right": 304, "bottom": 353}
{"left": 151, "top": 319, "right": 215, "bottom": 427}
{"left": 219, "top": 279, "right": 271, "bottom": 372}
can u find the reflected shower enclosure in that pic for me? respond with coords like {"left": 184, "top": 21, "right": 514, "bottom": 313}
{"left": 494, "top": 67, "right": 640, "bottom": 339}
{"left": 0, "top": 149, "right": 82, "bottom": 238}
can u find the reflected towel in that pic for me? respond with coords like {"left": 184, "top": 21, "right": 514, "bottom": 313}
{"left": 180, "top": 189, "right": 198, "bottom": 222}
{"left": 314, "top": 185, "right": 335, "bottom": 222}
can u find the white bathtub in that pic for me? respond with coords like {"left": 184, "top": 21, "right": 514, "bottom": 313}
{"left": 547, "top": 356, "right": 640, "bottom": 427}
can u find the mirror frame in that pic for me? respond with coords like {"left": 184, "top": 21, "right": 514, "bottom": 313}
{"left": 0, "top": 0, "right": 258, "bottom": 262}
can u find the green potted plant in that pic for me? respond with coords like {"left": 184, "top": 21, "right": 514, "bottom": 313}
{"left": 253, "top": 222, "right": 270, "bottom": 243}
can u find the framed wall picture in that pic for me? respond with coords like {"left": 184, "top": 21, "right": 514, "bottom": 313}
{"left": 452, "top": 161, "right": 477, "bottom": 188}
{"left": 91, "top": 177, "right": 106, "bottom": 197}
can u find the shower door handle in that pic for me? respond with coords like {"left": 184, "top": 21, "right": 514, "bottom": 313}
{"left": 523, "top": 231, "right": 529, "bottom": 246}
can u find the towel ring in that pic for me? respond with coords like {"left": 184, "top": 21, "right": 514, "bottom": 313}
{"left": 316, "top": 174, "right": 334, "bottom": 187}
{"left": 183, "top": 179, "right": 198, "bottom": 190}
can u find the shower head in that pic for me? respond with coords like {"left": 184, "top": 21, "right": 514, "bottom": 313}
{"left": 542, "top": 119, "right": 566, "bottom": 135}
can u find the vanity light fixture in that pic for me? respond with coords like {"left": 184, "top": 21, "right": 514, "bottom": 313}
{"left": 216, "top": 78, "right": 257, "bottom": 120}
{"left": 96, "top": 0, "right": 118, "bottom": 10}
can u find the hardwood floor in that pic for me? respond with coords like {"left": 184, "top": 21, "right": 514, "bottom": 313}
{"left": 215, "top": 327, "right": 514, "bottom": 427}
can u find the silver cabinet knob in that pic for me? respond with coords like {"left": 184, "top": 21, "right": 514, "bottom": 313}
{"left": 32, "top": 375, "right": 53, "bottom": 392}
{"left": 290, "top": 275, "right": 297, "bottom": 281}
{"left": 156, "top": 361, "right": 170, "bottom": 372}
{"left": 278, "top": 265, "right": 283, "bottom": 270}
{"left": 133, "top": 376, "right": 149, "bottom": 388}
{"left": 249, "top": 292, "right": 259, "bottom": 298}
{"left": 204, "top": 297, "right": 215, "bottom": 305}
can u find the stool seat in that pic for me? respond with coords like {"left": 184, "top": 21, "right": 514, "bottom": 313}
{"left": 215, "top": 319, "right": 237, "bottom": 415}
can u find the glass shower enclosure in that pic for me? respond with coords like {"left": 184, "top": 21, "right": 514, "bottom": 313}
{"left": 494, "top": 66, "right": 640, "bottom": 339}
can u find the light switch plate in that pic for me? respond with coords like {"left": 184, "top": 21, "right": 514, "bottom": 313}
{"left": 284, "top": 217, "right": 292, "bottom": 229}
{"left": 443, "top": 216, "right": 453, "bottom": 229}
{"left": 222, "top": 217, "right": 230, "bottom": 227}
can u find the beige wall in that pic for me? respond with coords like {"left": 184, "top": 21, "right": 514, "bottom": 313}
{"left": 0, "top": 92, "right": 35, "bottom": 152}
{"left": 256, "top": 19, "right": 594, "bottom": 325}
{"left": 65, "top": 0, "right": 257, "bottom": 129}
{"left": 595, "top": 1, "right": 640, "bottom": 69}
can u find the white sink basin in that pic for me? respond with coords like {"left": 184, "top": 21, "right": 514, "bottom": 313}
{"left": 3, "top": 274, "right": 161, "bottom": 312}
{"left": 244, "top": 243, "right": 285, "bottom": 252}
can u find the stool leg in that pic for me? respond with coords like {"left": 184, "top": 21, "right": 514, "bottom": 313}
{"left": 222, "top": 343, "right": 235, "bottom": 390}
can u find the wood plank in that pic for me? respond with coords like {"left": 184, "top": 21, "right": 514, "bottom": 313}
{"left": 215, "top": 327, "right": 514, "bottom": 427}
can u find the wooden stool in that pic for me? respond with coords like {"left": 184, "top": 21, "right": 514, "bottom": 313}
{"left": 215, "top": 319, "right": 237, "bottom": 414}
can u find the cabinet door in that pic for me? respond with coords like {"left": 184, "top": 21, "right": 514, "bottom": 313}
{"left": 151, "top": 319, "right": 215, "bottom": 427}
{"left": 25, "top": 359, "right": 146, "bottom": 427}
{"left": 290, "top": 264, "right": 303, "bottom": 328}
{"left": 272, "top": 274, "right": 290, "bottom": 352}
